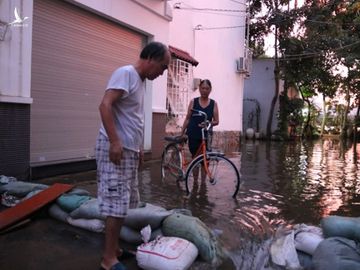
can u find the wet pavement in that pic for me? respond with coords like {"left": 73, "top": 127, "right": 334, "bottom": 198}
{"left": 0, "top": 170, "right": 145, "bottom": 270}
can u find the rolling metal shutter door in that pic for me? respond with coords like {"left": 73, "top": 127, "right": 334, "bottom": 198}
{"left": 31, "top": 0, "right": 145, "bottom": 165}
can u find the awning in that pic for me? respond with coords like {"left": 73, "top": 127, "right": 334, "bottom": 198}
{"left": 169, "top": 45, "right": 199, "bottom": 66}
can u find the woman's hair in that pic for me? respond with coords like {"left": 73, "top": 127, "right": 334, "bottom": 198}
{"left": 199, "top": 79, "right": 212, "bottom": 89}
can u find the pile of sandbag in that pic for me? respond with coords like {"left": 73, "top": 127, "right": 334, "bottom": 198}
{"left": 0, "top": 175, "right": 89, "bottom": 207}
{"left": 269, "top": 216, "right": 360, "bottom": 270}
{"left": 269, "top": 224, "right": 323, "bottom": 269}
{"left": 0, "top": 175, "right": 49, "bottom": 206}
{"left": 313, "top": 216, "right": 360, "bottom": 270}
{"left": 0, "top": 176, "right": 228, "bottom": 269}
{"left": 51, "top": 197, "right": 175, "bottom": 243}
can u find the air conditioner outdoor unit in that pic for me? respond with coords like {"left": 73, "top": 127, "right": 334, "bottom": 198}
{"left": 192, "top": 77, "right": 201, "bottom": 90}
{"left": 236, "top": 57, "right": 247, "bottom": 73}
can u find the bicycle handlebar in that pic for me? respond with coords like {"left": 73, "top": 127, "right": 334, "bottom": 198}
{"left": 191, "top": 109, "right": 212, "bottom": 131}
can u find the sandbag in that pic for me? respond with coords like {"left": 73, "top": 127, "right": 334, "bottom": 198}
{"left": 120, "top": 226, "right": 163, "bottom": 245}
{"left": 136, "top": 236, "right": 198, "bottom": 270}
{"left": 22, "top": 190, "right": 42, "bottom": 200}
{"left": 321, "top": 215, "right": 360, "bottom": 241}
{"left": 0, "top": 175, "right": 17, "bottom": 184}
{"left": 66, "top": 188, "right": 91, "bottom": 196}
{"left": 295, "top": 231, "right": 323, "bottom": 255}
{"left": 294, "top": 224, "right": 323, "bottom": 255}
{"left": 70, "top": 198, "right": 105, "bottom": 220}
{"left": 297, "top": 250, "right": 313, "bottom": 270}
{"left": 162, "top": 213, "right": 226, "bottom": 265}
{"left": 270, "top": 228, "right": 301, "bottom": 270}
{"left": 70, "top": 201, "right": 174, "bottom": 229}
{"left": 124, "top": 203, "right": 173, "bottom": 230}
{"left": 1, "top": 192, "right": 20, "bottom": 207}
{"left": 48, "top": 203, "right": 69, "bottom": 223}
{"left": 0, "top": 181, "right": 48, "bottom": 197}
{"left": 66, "top": 216, "right": 105, "bottom": 233}
{"left": 312, "top": 237, "right": 360, "bottom": 270}
{"left": 56, "top": 194, "right": 92, "bottom": 212}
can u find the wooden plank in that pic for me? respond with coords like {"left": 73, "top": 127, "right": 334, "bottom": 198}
{"left": 0, "top": 183, "right": 73, "bottom": 230}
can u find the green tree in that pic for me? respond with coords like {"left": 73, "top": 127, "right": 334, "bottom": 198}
{"left": 248, "top": 0, "right": 360, "bottom": 140}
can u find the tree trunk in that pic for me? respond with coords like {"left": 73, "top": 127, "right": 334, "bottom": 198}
{"left": 320, "top": 95, "right": 326, "bottom": 136}
{"left": 266, "top": 24, "right": 280, "bottom": 139}
{"left": 355, "top": 98, "right": 359, "bottom": 143}
{"left": 340, "top": 86, "right": 350, "bottom": 138}
{"left": 302, "top": 98, "right": 312, "bottom": 138}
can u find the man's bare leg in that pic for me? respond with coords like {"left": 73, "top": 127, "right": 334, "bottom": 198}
{"left": 101, "top": 216, "right": 124, "bottom": 269}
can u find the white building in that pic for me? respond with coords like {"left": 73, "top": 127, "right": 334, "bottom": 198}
{"left": 166, "top": 0, "right": 250, "bottom": 152}
{"left": 0, "top": 0, "right": 248, "bottom": 179}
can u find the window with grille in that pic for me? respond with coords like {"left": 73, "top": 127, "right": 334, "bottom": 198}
{"left": 166, "top": 58, "right": 193, "bottom": 120}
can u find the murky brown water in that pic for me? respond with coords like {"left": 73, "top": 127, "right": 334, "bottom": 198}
{"left": 21, "top": 138, "right": 359, "bottom": 269}
{"left": 139, "top": 138, "right": 360, "bottom": 269}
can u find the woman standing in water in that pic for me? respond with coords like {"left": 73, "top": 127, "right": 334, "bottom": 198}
{"left": 181, "top": 79, "right": 219, "bottom": 157}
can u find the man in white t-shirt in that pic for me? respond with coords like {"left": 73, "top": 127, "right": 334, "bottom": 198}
{"left": 96, "top": 41, "right": 170, "bottom": 270}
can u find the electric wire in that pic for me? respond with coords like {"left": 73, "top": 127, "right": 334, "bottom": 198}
{"left": 278, "top": 40, "right": 360, "bottom": 60}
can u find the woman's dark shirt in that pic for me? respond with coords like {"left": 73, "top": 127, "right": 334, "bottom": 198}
{"left": 186, "top": 97, "right": 215, "bottom": 139}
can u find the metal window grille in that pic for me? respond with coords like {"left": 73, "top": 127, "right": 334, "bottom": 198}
{"left": 166, "top": 58, "right": 193, "bottom": 119}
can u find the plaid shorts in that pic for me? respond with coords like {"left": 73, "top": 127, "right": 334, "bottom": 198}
{"left": 95, "top": 133, "right": 140, "bottom": 218}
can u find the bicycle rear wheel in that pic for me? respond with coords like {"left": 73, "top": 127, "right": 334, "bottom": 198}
{"left": 161, "top": 143, "right": 183, "bottom": 181}
{"left": 185, "top": 153, "right": 240, "bottom": 198}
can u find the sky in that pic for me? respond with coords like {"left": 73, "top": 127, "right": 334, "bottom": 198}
{"left": 264, "top": 0, "right": 305, "bottom": 56}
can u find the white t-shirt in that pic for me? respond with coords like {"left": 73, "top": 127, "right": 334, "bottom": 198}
{"left": 99, "top": 65, "right": 145, "bottom": 152}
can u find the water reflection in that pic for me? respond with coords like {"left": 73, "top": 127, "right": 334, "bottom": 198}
{"left": 138, "top": 139, "right": 360, "bottom": 269}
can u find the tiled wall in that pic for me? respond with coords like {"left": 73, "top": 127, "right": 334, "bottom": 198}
{"left": 148, "top": 111, "right": 241, "bottom": 160}
{"left": 151, "top": 112, "right": 168, "bottom": 160}
{"left": 212, "top": 131, "right": 242, "bottom": 153}
{"left": 0, "top": 103, "right": 30, "bottom": 180}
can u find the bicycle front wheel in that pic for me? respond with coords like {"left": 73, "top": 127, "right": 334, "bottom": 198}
{"left": 161, "top": 143, "right": 183, "bottom": 181}
{"left": 185, "top": 153, "right": 240, "bottom": 198}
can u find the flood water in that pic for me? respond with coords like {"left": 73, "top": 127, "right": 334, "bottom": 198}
{"left": 139, "top": 138, "right": 360, "bottom": 269}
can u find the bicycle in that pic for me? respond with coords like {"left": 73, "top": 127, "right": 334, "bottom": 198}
{"left": 161, "top": 109, "right": 241, "bottom": 198}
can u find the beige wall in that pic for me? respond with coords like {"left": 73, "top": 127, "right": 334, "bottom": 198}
{"left": 168, "top": 0, "right": 247, "bottom": 133}
{"left": 0, "top": 0, "right": 33, "bottom": 104}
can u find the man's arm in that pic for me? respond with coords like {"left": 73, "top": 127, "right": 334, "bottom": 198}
{"left": 99, "top": 89, "right": 124, "bottom": 165}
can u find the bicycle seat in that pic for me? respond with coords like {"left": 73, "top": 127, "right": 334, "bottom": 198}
{"left": 164, "top": 135, "right": 188, "bottom": 144}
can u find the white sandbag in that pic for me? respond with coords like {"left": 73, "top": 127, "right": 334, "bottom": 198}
{"left": 0, "top": 175, "right": 17, "bottom": 184}
{"left": 0, "top": 181, "right": 48, "bottom": 197}
{"left": 48, "top": 203, "right": 69, "bottom": 223}
{"left": 270, "top": 227, "right": 301, "bottom": 270}
{"left": 124, "top": 203, "right": 173, "bottom": 230}
{"left": 120, "top": 226, "right": 163, "bottom": 245}
{"left": 136, "top": 236, "right": 198, "bottom": 270}
{"left": 22, "top": 190, "right": 42, "bottom": 200}
{"left": 70, "top": 198, "right": 105, "bottom": 220}
{"left": 66, "top": 216, "right": 105, "bottom": 233}
{"left": 295, "top": 231, "right": 323, "bottom": 255}
{"left": 66, "top": 188, "right": 91, "bottom": 196}
{"left": 293, "top": 224, "right": 324, "bottom": 255}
